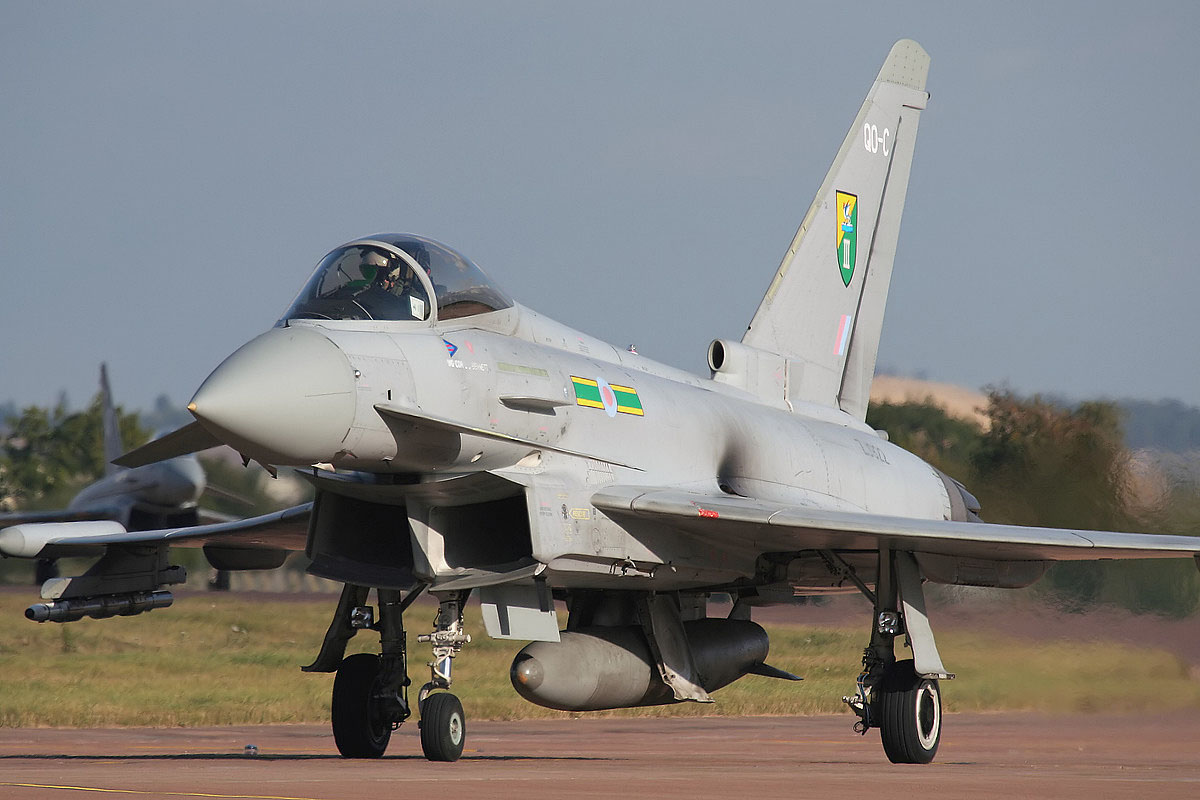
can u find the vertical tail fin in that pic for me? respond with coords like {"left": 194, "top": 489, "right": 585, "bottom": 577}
{"left": 99, "top": 363, "right": 124, "bottom": 476}
{"left": 741, "top": 40, "right": 930, "bottom": 420}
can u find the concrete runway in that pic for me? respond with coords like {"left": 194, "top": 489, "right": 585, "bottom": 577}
{"left": 1, "top": 713, "right": 1198, "bottom": 799}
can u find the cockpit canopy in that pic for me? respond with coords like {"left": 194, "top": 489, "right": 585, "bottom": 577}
{"left": 281, "top": 234, "right": 513, "bottom": 324}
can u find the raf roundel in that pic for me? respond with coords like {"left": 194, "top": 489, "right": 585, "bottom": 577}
{"left": 596, "top": 377, "right": 618, "bottom": 418}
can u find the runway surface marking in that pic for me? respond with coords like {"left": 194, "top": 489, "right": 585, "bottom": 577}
{"left": 2, "top": 715, "right": 1198, "bottom": 800}
{"left": 1, "top": 785, "right": 325, "bottom": 800}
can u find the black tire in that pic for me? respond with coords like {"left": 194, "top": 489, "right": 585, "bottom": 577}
{"left": 876, "top": 659, "right": 941, "bottom": 764}
{"left": 420, "top": 692, "right": 466, "bottom": 762}
{"left": 332, "top": 653, "right": 392, "bottom": 758}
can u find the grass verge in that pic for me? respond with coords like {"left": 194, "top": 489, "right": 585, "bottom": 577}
{"left": 0, "top": 592, "right": 1195, "bottom": 727}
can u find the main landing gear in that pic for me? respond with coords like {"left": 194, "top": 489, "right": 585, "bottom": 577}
{"left": 837, "top": 547, "right": 949, "bottom": 764}
{"left": 305, "top": 584, "right": 472, "bottom": 762}
{"left": 875, "top": 660, "right": 942, "bottom": 763}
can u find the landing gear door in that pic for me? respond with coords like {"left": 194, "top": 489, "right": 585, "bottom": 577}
{"left": 896, "top": 551, "right": 953, "bottom": 680}
{"left": 479, "top": 582, "right": 560, "bottom": 642}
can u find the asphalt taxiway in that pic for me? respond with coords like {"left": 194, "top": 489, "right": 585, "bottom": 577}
{"left": 2, "top": 712, "right": 1198, "bottom": 799}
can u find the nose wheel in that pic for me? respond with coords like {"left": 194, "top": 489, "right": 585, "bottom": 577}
{"left": 419, "top": 691, "right": 466, "bottom": 761}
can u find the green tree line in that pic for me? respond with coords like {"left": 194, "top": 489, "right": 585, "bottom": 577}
{"left": 0, "top": 398, "right": 149, "bottom": 512}
{"left": 1, "top": 394, "right": 289, "bottom": 521}
{"left": 868, "top": 391, "right": 1200, "bottom": 617}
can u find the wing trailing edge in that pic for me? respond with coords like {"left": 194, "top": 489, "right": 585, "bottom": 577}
{"left": 592, "top": 486, "right": 1200, "bottom": 564}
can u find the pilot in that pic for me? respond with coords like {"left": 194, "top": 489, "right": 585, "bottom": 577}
{"left": 355, "top": 250, "right": 427, "bottom": 320}
{"left": 360, "top": 250, "right": 392, "bottom": 283}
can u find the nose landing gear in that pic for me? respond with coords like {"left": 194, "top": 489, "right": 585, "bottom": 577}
{"left": 417, "top": 592, "right": 471, "bottom": 762}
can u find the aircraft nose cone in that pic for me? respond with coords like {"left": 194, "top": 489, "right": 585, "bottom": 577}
{"left": 189, "top": 327, "right": 356, "bottom": 465}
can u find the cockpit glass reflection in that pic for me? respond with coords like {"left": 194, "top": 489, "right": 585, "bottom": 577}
{"left": 281, "top": 245, "right": 430, "bottom": 322}
{"left": 282, "top": 235, "right": 512, "bottom": 323}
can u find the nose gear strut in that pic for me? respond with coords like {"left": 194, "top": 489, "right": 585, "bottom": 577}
{"left": 416, "top": 591, "right": 471, "bottom": 761}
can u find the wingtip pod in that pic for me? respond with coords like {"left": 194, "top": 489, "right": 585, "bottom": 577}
{"left": 0, "top": 521, "right": 127, "bottom": 559}
{"left": 879, "top": 39, "right": 930, "bottom": 94}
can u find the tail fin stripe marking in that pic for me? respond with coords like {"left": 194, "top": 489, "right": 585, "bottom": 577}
{"left": 835, "top": 314, "right": 854, "bottom": 356}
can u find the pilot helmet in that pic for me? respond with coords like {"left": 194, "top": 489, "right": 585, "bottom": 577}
{"left": 360, "top": 249, "right": 394, "bottom": 282}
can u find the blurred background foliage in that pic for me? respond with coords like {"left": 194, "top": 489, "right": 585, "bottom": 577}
{"left": 0, "top": 397, "right": 150, "bottom": 511}
{"left": 867, "top": 389, "right": 1200, "bottom": 618}
{"left": 0, "top": 390, "right": 308, "bottom": 586}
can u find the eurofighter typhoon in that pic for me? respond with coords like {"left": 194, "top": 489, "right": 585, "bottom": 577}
{"left": 4, "top": 40, "right": 1199, "bottom": 764}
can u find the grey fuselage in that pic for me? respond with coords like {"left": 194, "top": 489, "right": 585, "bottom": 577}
{"left": 189, "top": 303, "right": 950, "bottom": 592}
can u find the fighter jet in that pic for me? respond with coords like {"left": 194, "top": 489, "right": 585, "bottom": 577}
{"left": 0, "top": 365, "right": 216, "bottom": 574}
{"left": 3, "top": 40, "right": 1199, "bottom": 765}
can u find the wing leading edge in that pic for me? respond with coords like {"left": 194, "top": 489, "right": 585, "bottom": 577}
{"left": 592, "top": 486, "right": 1200, "bottom": 564}
{"left": 0, "top": 502, "right": 312, "bottom": 559}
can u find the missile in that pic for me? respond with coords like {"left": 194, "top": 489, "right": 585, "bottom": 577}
{"left": 511, "top": 619, "right": 772, "bottom": 711}
{"left": 26, "top": 590, "right": 175, "bottom": 623}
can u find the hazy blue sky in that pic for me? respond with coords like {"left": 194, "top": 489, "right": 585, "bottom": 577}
{"left": 3, "top": 2, "right": 1198, "bottom": 413}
